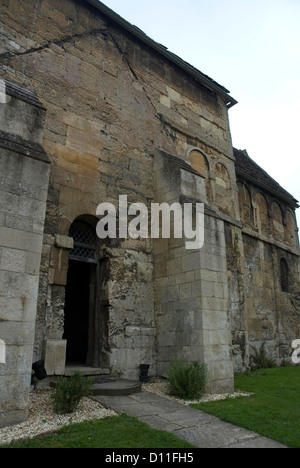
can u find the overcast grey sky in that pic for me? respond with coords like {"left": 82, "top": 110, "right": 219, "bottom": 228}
{"left": 104, "top": 0, "right": 300, "bottom": 225}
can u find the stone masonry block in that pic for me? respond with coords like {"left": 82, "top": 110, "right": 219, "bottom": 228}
{"left": 44, "top": 340, "right": 67, "bottom": 376}
{"left": 66, "top": 126, "right": 103, "bottom": 157}
{"left": 0, "top": 248, "right": 26, "bottom": 273}
{"left": 202, "top": 310, "right": 231, "bottom": 331}
{"left": 0, "top": 226, "right": 43, "bottom": 253}
{"left": 182, "top": 252, "right": 201, "bottom": 272}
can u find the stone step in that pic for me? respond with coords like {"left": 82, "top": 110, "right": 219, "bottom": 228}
{"left": 92, "top": 378, "right": 142, "bottom": 396}
{"left": 64, "top": 366, "right": 110, "bottom": 377}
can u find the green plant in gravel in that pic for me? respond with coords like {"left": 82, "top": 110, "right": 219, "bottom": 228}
{"left": 167, "top": 360, "right": 207, "bottom": 400}
{"left": 51, "top": 371, "right": 93, "bottom": 414}
{"left": 250, "top": 342, "right": 277, "bottom": 369}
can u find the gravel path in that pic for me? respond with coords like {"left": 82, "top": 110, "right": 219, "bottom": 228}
{"left": 0, "top": 388, "right": 116, "bottom": 446}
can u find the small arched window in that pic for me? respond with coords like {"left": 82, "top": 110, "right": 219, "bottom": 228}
{"left": 238, "top": 182, "right": 253, "bottom": 228}
{"left": 255, "top": 192, "right": 269, "bottom": 234}
{"left": 271, "top": 201, "right": 284, "bottom": 241}
{"left": 188, "top": 149, "right": 209, "bottom": 178}
{"left": 188, "top": 148, "right": 212, "bottom": 201}
{"left": 280, "top": 258, "right": 289, "bottom": 292}
{"left": 214, "top": 162, "right": 234, "bottom": 216}
{"left": 285, "top": 210, "right": 297, "bottom": 248}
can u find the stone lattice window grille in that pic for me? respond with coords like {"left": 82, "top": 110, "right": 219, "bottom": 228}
{"left": 69, "top": 221, "right": 98, "bottom": 262}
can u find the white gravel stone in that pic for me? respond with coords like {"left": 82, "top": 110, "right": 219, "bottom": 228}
{"left": 0, "top": 388, "right": 116, "bottom": 446}
{"left": 0, "top": 380, "right": 252, "bottom": 446}
{"left": 142, "top": 378, "right": 253, "bottom": 405}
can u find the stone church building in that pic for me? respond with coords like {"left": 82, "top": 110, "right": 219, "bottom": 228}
{"left": 0, "top": 0, "right": 299, "bottom": 427}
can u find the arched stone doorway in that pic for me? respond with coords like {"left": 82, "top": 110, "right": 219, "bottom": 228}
{"left": 63, "top": 217, "right": 101, "bottom": 367}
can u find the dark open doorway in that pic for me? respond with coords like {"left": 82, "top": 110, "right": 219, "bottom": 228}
{"left": 63, "top": 218, "right": 100, "bottom": 367}
{"left": 63, "top": 260, "right": 93, "bottom": 365}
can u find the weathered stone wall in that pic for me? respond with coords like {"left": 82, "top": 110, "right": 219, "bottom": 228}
{"left": 229, "top": 180, "right": 300, "bottom": 371}
{"left": 0, "top": 0, "right": 237, "bottom": 384}
{"left": 0, "top": 80, "right": 50, "bottom": 428}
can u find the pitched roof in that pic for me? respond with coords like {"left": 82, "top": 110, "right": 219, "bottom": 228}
{"left": 234, "top": 148, "right": 299, "bottom": 208}
{"left": 84, "top": 0, "right": 237, "bottom": 108}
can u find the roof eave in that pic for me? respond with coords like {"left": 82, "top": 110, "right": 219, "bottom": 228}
{"left": 236, "top": 168, "right": 299, "bottom": 209}
{"left": 85, "top": 0, "right": 238, "bottom": 109}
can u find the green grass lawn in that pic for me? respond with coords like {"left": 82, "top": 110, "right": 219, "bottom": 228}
{"left": 1, "top": 413, "right": 195, "bottom": 449}
{"left": 192, "top": 366, "right": 300, "bottom": 448}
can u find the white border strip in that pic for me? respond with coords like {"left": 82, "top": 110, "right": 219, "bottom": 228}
{"left": 0, "top": 79, "right": 6, "bottom": 104}
{"left": 0, "top": 339, "right": 6, "bottom": 364}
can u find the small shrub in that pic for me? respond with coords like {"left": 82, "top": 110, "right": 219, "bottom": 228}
{"left": 167, "top": 360, "right": 207, "bottom": 400}
{"left": 51, "top": 371, "right": 93, "bottom": 414}
{"left": 280, "top": 359, "right": 292, "bottom": 367}
{"left": 250, "top": 343, "right": 277, "bottom": 369}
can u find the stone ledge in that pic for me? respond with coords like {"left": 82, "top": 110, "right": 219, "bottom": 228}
{"left": 0, "top": 130, "right": 50, "bottom": 164}
{"left": 4, "top": 80, "right": 45, "bottom": 110}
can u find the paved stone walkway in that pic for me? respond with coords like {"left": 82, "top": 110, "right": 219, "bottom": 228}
{"left": 93, "top": 391, "right": 286, "bottom": 448}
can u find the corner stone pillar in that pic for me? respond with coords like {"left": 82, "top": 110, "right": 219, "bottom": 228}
{"left": 154, "top": 149, "right": 234, "bottom": 394}
{"left": 0, "top": 80, "right": 50, "bottom": 428}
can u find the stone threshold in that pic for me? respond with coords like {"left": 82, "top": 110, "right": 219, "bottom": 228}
{"left": 64, "top": 366, "right": 110, "bottom": 377}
